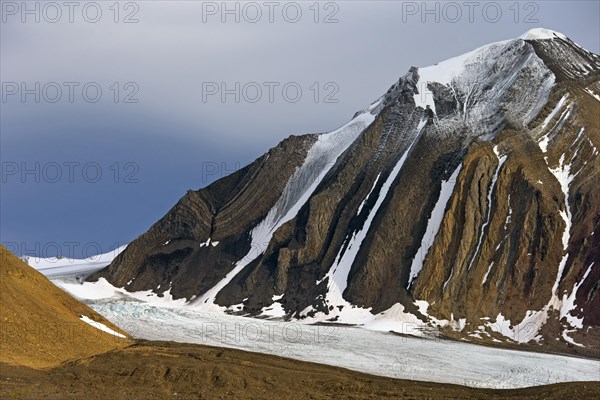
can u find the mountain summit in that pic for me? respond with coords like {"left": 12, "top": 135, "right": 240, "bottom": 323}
{"left": 91, "top": 29, "right": 600, "bottom": 356}
{"left": 519, "top": 28, "right": 568, "bottom": 41}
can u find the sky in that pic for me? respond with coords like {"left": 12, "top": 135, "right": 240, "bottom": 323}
{"left": 1, "top": 0, "right": 599, "bottom": 257}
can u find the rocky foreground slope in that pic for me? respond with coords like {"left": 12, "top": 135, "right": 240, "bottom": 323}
{"left": 91, "top": 29, "right": 600, "bottom": 356}
{"left": 0, "top": 245, "right": 129, "bottom": 368}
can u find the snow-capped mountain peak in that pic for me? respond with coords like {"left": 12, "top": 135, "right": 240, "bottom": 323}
{"left": 88, "top": 29, "right": 600, "bottom": 357}
{"left": 519, "top": 27, "right": 568, "bottom": 41}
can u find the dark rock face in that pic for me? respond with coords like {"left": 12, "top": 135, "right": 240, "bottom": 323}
{"left": 90, "top": 133, "right": 318, "bottom": 299}
{"left": 92, "top": 32, "right": 600, "bottom": 356}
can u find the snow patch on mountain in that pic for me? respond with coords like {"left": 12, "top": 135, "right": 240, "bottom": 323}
{"left": 549, "top": 153, "right": 576, "bottom": 294}
{"left": 538, "top": 98, "right": 573, "bottom": 153}
{"left": 356, "top": 173, "right": 381, "bottom": 216}
{"left": 585, "top": 88, "right": 600, "bottom": 102}
{"left": 467, "top": 147, "right": 507, "bottom": 271}
{"left": 541, "top": 95, "right": 568, "bottom": 131}
{"left": 408, "top": 164, "right": 462, "bottom": 286}
{"left": 80, "top": 315, "right": 126, "bottom": 338}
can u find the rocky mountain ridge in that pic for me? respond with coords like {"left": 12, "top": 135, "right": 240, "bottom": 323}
{"left": 90, "top": 29, "right": 600, "bottom": 356}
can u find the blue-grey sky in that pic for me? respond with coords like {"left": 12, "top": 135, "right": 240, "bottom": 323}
{"left": 1, "top": 1, "right": 599, "bottom": 257}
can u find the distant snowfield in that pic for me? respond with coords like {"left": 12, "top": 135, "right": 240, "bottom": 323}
{"left": 81, "top": 300, "right": 599, "bottom": 389}
{"left": 26, "top": 245, "right": 127, "bottom": 278}
{"left": 31, "top": 248, "right": 599, "bottom": 389}
{"left": 47, "top": 274, "right": 599, "bottom": 389}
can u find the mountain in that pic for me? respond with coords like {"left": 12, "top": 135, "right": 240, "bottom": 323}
{"left": 0, "top": 245, "right": 130, "bottom": 368}
{"left": 90, "top": 28, "right": 600, "bottom": 356}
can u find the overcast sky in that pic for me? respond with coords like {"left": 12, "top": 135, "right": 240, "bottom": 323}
{"left": 1, "top": 0, "right": 599, "bottom": 257}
